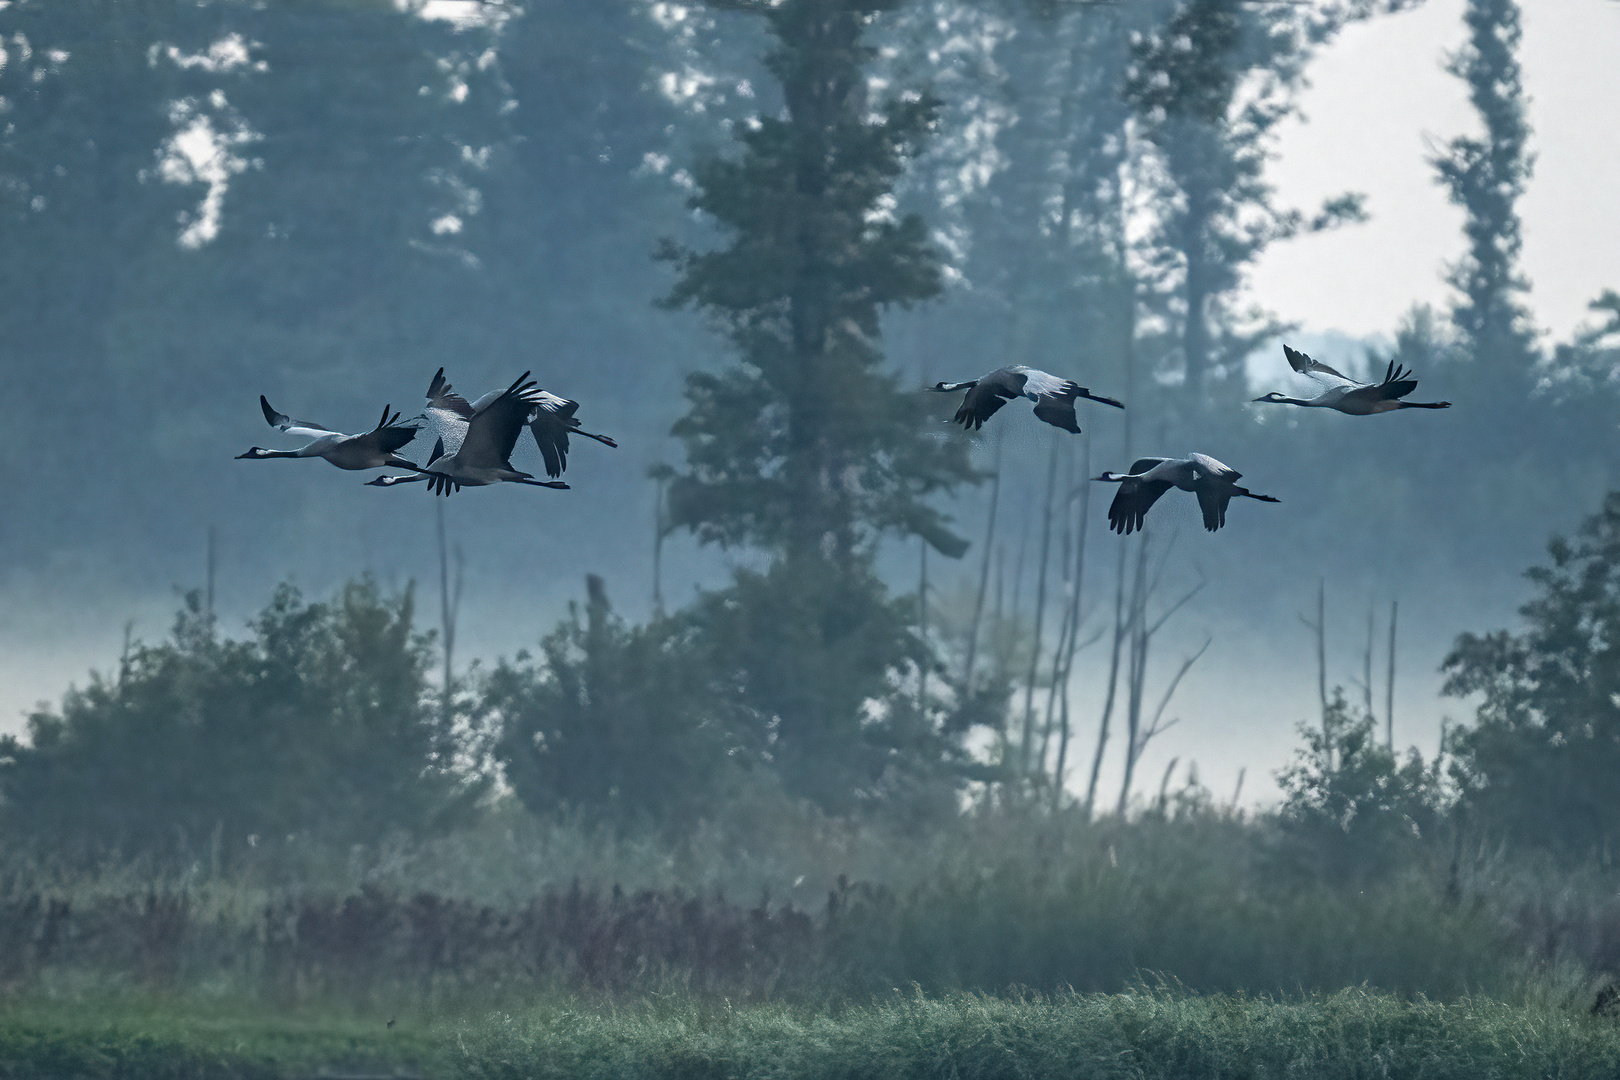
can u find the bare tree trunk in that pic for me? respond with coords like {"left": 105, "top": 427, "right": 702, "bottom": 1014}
{"left": 1115, "top": 534, "right": 1152, "bottom": 816}
{"left": 1298, "top": 578, "right": 1327, "bottom": 733}
{"left": 205, "top": 525, "right": 217, "bottom": 628}
{"left": 1115, "top": 540, "right": 1207, "bottom": 818}
{"left": 1155, "top": 757, "right": 1180, "bottom": 814}
{"left": 1386, "top": 600, "right": 1398, "bottom": 750}
{"left": 1085, "top": 540, "right": 1129, "bottom": 818}
{"left": 1020, "top": 433, "right": 1062, "bottom": 781}
{"left": 1009, "top": 501, "right": 1032, "bottom": 631}
{"left": 436, "top": 501, "right": 465, "bottom": 726}
{"left": 1050, "top": 434, "right": 1093, "bottom": 808}
{"left": 998, "top": 510, "right": 1034, "bottom": 779}
{"left": 963, "top": 432, "right": 1005, "bottom": 690}
{"left": 995, "top": 543, "right": 1006, "bottom": 626}
{"left": 1087, "top": 240, "right": 1136, "bottom": 817}
{"left": 1052, "top": 432, "right": 1093, "bottom": 812}
{"left": 1362, "top": 603, "right": 1375, "bottom": 720}
{"left": 652, "top": 475, "right": 667, "bottom": 617}
{"left": 1038, "top": 443, "right": 1078, "bottom": 777}
{"left": 918, "top": 537, "right": 930, "bottom": 710}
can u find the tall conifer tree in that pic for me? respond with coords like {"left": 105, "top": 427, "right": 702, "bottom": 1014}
{"left": 1431, "top": 0, "right": 1536, "bottom": 383}
{"left": 657, "top": 0, "right": 978, "bottom": 809}
{"left": 659, "top": 0, "right": 973, "bottom": 564}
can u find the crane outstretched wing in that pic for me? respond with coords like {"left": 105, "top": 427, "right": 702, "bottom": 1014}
{"left": 952, "top": 383, "right": 1016, "bottom": 429}
{"left": 1283, "top": 344, "right": 1358, "bottom": 388}
{"left": 1340, "top": 359, "right": 1421, "bottom": 405}
{"left": 1108, "top": 478, "right": 1173, "bottom": 535}
{"left": 259, "top": 396, "right": 338, "bottom": 440}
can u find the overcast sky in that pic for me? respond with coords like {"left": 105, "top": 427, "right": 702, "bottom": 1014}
{"left": 1249, "top": 0, "right": 1620, "bottom": 344}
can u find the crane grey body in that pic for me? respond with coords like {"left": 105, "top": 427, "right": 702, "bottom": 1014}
{"left": 1253, "top": 345, "right": 1451, "bottom": 414}
{"left": 237, "top": 397, "right": 420, "bottom": 471}
{"left": 366, "top": 369, "right": 569, "bottom": 495}
{"left": 930, "top": 366, "right": 1124, "bottom": 433}
{"left": 1093, "top": 454, "right": 1279, "bottom": 534}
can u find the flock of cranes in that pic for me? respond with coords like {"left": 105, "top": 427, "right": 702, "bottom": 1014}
{"left": 929, "top": 345, "right": 1448, "bottom": 533}
{"left": 238, "top": 366, "right": 617, "bottom": 494}
{"left": 239, "top": 344, "right": 1446, "bottom": 534}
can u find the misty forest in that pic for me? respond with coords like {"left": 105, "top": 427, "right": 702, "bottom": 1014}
{"left": 3, "top": 0, "right": 1620, "bottom": 1075}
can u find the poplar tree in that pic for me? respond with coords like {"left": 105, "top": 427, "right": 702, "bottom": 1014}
{"left": 1430, "top": 0, "right": 1537, "bottom": 384}
{"left": 1124, "top": 0, "right": 1380, "bottom": 406}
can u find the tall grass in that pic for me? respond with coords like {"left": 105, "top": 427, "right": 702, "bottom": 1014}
{"left": 452, "top": 987, "right": 1620, "bottom": 1080}
{"left": 0, "top": 803, "right": 1542, "bottom": 1007}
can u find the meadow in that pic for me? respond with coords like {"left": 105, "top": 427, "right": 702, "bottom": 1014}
{"left": 6, "top": 986, "right": 1620, "bottom": 1079}
{"left": 4, "top": 805, "right": 1620, "bottom": 1077}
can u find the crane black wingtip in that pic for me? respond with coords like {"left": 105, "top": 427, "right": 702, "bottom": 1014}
{"left": 259, "top": 395, "right": 284, "bottom": 427}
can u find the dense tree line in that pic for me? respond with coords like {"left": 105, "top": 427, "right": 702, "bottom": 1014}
{"left": 8, "top": 486, "right": 1620, "bottom": 871}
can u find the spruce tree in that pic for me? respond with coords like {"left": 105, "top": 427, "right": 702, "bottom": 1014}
{"left": 659, "top": 0, "right": 973, "bottom": 564}
{"left": 658, "top": 0, "right": 978, "bottom": 809}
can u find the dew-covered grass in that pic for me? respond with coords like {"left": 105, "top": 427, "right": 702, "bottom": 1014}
{"left": 451, "top": 986, "right": 1620, "bottom": 1080}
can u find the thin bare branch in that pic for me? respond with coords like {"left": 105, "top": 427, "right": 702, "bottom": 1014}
{"left": 1144, "top": 635, "right": 1210, "bottom": 744}
{"left": 1147, "top": 574, "right": 1207, "bottom": 637}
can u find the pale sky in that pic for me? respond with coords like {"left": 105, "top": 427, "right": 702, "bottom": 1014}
{"left": 1248, "top": 0, "right": 1620, "bottom": 344}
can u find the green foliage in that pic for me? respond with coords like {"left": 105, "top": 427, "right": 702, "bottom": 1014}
{"left": 483, "top": 563, "right": 975, "bottom": 820}
{"left": 1546, "top": 290, "right": 1620, "bottom": 403}
{"left": 0, "top": 580, "right": 482, "bottom": 863}
{"left": 1273, "top": 692, "right": 1445, "bottom": 888}
{"left": 1444, "top": 493, "right": 1620, "bottom": 857}
{"left": 677, "top": 556, "right": 975, "bottom": 813}
{"left": 485, "top": 576, "right": 747, "bottom": 829}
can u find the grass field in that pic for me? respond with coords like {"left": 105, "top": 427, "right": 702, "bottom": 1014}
{"left": 0, "top": 996, "right": 446, "bottom": 1079}
{"left": 6, "top": 987, "right": 1620, "bottom": 1079}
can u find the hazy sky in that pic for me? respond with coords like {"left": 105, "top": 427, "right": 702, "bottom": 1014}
{"left": 1249, "top": 0, "right": 1620, "bottom": 343}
